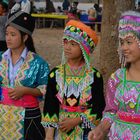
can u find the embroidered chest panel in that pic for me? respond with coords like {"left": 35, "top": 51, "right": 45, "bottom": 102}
{"left": 55, "top": 65, "right": 94, "bottom": 106}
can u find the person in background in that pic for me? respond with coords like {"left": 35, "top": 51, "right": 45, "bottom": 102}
{"left": 8, "top": 0, "right": 15, "bottom": 10}
{"left": 8, "top": 0, "right": 32, "bottom": 13}
{"left": 30, "top": 0, "right": 37, "bottom": 13}
{"left": 93, "top": 3, "right": 102, "bottom": 32}
{"left": 68, "top": 1, "right": 81, "bottom": 20}
{"left": 93, "top": 3, "right": 102, "bottom": 17}
{"left": 56, "top": 6, "right": 63, "bottom": 13}
{"left": 0, "top": 6, "right": 50, "bottom": 140}
{"left": 88, "top": 10, "right": 140, "bottom": 140}
{"left": 88, "top": 7, "right": 96, "bottom": 22}
{"left": 10, "top": 0, "right": 31, "bottom": 14}
{"left": 0, "top": 1, "right": 8, "bottom": 51}
{"left": 42, "top": 20, "right": 105, "bottom": 140}
{"left": 45, "top": 0, "right": 55, "bottom": 13}
{"left": 62, "top": 0, "right": 70, "bottom": 14}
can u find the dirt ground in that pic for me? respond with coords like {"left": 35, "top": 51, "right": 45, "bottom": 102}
{"left": 33, "top": 28, "right": 101, "bottom": 71}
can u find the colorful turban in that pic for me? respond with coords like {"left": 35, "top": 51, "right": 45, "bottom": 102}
{"left": 63, "top": 20, "right": 98, "bottom": 68}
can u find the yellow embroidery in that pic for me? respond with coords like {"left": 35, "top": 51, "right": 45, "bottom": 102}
{"left": 42, "top": 113, "right": 58, "bottom": 123}
{"left": 50, "top": 72, "right": 54, "bottom": 78}
{"left": 67, "top": 98, "right": 77, "bottom": 106}
{"left": 56, "top": 84, "right": 59, "bottom": 90}
{"left": 129, "top": 102, "right": 135, "bottom": 109}
{"left": 96, "top": 72, "right": 101, "bottom": 78}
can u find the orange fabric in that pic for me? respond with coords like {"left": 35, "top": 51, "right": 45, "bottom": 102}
{"left": 66, "top": 20, "right": 98, "bottom": 45}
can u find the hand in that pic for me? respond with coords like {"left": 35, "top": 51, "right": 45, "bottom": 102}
{"left": 8, "top": 87, "right": 25, "bottom": 100}
{"left": 45, "top": 137, "right": 53, "bottom": 140}
{"left": 88, "top": 126, "right": 105, "bottom": 140}
{"left": 45, "top": 128, "right": 54, "bottom": 140}
{"left": 59, "top": 117, "right": 81, "bottom": 133}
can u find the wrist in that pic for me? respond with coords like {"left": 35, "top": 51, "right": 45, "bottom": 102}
{"left": 46, "top": 127, "right": 55, "bottom": 138}
{"left": 21, "top": 86, "right": 28, "bottom": 95}
{"left": 100, "top": 120, "right": 111, "bottom": 134}
{"left": 72, "top": 117, "right": 82, "bottom": 127}
{"left": 76, "top": 117, "right": 82, "bottom": 124}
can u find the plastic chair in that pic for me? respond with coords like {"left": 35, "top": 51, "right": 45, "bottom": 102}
{"left": 80, "top": 14, "right": 89, "bottom": 22}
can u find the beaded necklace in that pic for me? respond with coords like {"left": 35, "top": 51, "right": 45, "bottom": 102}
{"left": 65, "top": 63, "right": 86, "bottom": 76}
{"left": 62, "top": 63, "right": 87, "bottom": 98}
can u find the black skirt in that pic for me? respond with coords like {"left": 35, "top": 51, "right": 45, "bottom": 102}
{"left": 24, "top": 107, "right": 45, "bottom": 140}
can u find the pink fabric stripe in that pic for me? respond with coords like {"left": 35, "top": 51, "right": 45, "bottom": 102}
{"left": 0, "top": 88, "right": 38, "bottom": 108}
{"left": 61, "top": 104, "right": 86, "bottom": 112}
{"left": 117, "top": 111, "right": 140, "bottom": 124}
{"left": 82, "top": 43, "right": 90, "bottom": 55}
{"left": 121, "top": 15, "right": 140, "bottom": 22}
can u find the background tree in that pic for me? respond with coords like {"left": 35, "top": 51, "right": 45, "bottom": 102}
{"left": 100, "top": 0, "right": 135, "bottom": 87}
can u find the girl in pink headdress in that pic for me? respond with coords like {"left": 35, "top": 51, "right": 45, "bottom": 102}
{"left": 88, "top": 10, "right": 140, "bottom": 140}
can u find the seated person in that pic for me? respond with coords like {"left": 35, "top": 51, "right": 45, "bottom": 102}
{"left": 56, "top": 6, "right": 63, "bottom": 13}
{"left": 88, "top": 7, "right": 96, "bottom": 21}
{"left": 46, "top": 0, "right": 55, "bottom": 13}
{"left": 68, "top": 1, "right": 80, "bottom": 20}
{"left": 62, "top": 0, "right": 70, "bottom": 14}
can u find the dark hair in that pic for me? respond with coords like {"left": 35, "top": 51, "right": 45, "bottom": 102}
{"left": 20, "top": 31, "right": 36, "bottom": 53}
{"left": 125, "top": 63, "right": 131, "bottom": 69}
{"left": 0, "top": 1, "right": 8, "bottom": 12}
{"left": 94, "top": 3, "right": 101, "bottom": 12}
{"left": 73, "top": 1, "right": 79, "bottom": 6}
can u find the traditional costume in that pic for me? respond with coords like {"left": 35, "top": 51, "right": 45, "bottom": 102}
{"left": 103, "top": 11, "right": 140, "bottom": 139}
{"left": 0, "top": 10, "right": 50, "bottom": 140}
{"left": 42, "top": 20, "right": 105, "bottom": 140}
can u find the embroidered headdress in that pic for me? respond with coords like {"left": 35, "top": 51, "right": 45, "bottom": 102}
{"left": 118, "top": 11, "right": 140, "bottom": 67}
{"left": 6, "top": 11, "right": 35, "bottom": 35}
{"left": 63, "top": 20, "right": 98, "bottom": 68}
{"left": 119, "top": 10, "right": 140, "bottom": 43}
{"left": 6, "top": 0, "right": 34, "bottom": 36}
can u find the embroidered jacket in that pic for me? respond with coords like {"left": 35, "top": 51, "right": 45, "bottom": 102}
{"left": 0, "top": 50, "right": 50, "bottom": 140}
{"left": 42, "top": 64, "right": 105, "bottom": 140}
{"left": 0, "top": 51, "right": 50, "bottom": 98}
{"left": 103, "top": 68, "right": 140, "bottom": 139}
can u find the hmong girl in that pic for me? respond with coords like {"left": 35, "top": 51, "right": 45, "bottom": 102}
{"left": 88, "top": 10, "right": 140, "bottom": 140}
{"left": 42, "top": 20, "right": 105, "bottom": 140}
{"left": 0, "top": 9, "right": 50, "bottom": 140}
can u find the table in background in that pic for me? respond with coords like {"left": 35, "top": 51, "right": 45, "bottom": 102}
{"left": 31, "top": 13, "right": 68, "bottom": 28}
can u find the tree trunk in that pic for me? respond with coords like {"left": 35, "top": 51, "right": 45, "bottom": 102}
{"left": 100, "top": 0, "right": 135, "bottom": 87}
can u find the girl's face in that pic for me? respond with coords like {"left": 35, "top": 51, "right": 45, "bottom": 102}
{"left": 120, "top": 36, "right": 140, "bottom": 64}
{"left": 6, "top": 26, "right": 25, "bottom": 50}
{"left": 63, "top": 39, "right": 83, "bottom": 60}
